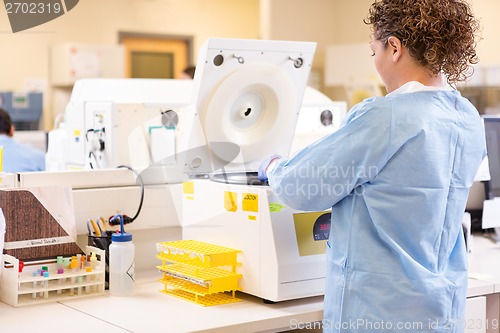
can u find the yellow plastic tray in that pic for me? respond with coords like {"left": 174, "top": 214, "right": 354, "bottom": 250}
{"left": 156, "top": 240, "right": 240, "bottom": 269}
{"left": 160, "top": 288, "right": 241, "bottom": 306}
{"left": 156, "top": 240, "right": 242, "bottom": 306}
{"left": 157, "top": 264, "right": 241, "bottom": 293}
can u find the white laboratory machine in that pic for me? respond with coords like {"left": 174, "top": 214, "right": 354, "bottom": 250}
{"left": 47, "top": 78, "right": 193, "bottom": 173}
{"left": 180, "top": 38, "right": 334, "bottom": 302}
{"left": 41, "top": 75, "right": 343, "bottom": 235}
{"left": 291, "top": 87, "right": 346, "bottom": 155}
{"left": 48, "top": 77, "right": 345, "bottom": 179}
{"left": 35, "top": 43, "right": 346, "bottom": 298}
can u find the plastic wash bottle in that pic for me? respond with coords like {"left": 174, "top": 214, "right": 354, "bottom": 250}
{"left": 109, "top": 214, "right": 135, "bottom": 296}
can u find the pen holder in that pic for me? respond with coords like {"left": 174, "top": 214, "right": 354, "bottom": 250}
{"left": 87, "top": 231, "right": 112, "bottom": 289}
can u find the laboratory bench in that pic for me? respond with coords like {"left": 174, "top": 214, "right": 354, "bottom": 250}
{"left": 0, "top": 233, "right": 500, "bottom": 333}
{"left": 0, "top": 270, "right": 324, "bottom": 333}
{"left": 467, "top": 233, "right": 500, "bottom": 333}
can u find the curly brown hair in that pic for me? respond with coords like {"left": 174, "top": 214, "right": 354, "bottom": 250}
{"left": 0, "top": 108, "right": 12, "bottom": 135}
{"left": 364, "top": 0, "right": 481, "bottom": 84}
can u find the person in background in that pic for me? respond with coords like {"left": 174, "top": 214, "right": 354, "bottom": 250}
{"left": 259, "top": 0, "right": 484, "bottom": 332}
{"left": 179, "top": 65, "right": 196, "bottom": 79}
{"left": 0, "top": 108, "right": 45, "bottom": 172}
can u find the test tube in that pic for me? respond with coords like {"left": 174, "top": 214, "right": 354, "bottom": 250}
{"left": 56, "top": 256, "right": 63, "bottom": 270}
{"left": 70, "top": 256, "right": 78, "bottom": 295}
{"left": 85, "top": 266, "right": 92, "bottom": 293}
{"left": 32, "top": 271, "right": 38, "bottom": 299}
{"left": 18, "top": 261, "right": 24, "bottom": 289}
{"left": 43, "top": 271, "right": 49, "bottom": 299}
{"left": 62, "top": 257, "right": 70, "bottom": 289}
{"left": 77, "top": 276, "right": 83, "bottom": 295}
{"left": 90, "top": 252, "right": 97, "bottom": 271}
{"left": 63, "top": 257, "right": 70, "bottom": 269}
{"left": 57, "top": 268, "right": 64, "bottom": 294}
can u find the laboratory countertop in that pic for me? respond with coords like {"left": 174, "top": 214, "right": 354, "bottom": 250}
{"left": 57, "top": 275, "right": 324, "bottom": 333}
{"left": 468, "top": 233, "right": 500, "bottom": 292}
{"left": 0, "top": 271, "right": 324, "bottom": 333}
{"left": 1, "top": 234, "right": 499, "bottom": 333}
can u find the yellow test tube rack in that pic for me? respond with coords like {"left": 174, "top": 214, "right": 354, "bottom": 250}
{"left": 156, "top": 240, "right": 242, "bottom": 306}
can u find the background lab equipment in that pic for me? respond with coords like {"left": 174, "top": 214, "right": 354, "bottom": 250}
{"left": 0, "top": 92, "right": 43, "bottom": 131}
{"left": 180, "top": 38, "right": 335, "bottom": 302}
{"left": 46, "top": 78, "right": 193, "bottom": 172}
{"left": 291, "top": 87, "right": 346, "bottom": 155}
{"left": 47, "top": 77, "right": 346, "bottom": 175}
{"left": 31, "top": 72, "right": 344, "bottom": 271}
{"left": 37, "top": 40, "right": 347, "bottom": 301}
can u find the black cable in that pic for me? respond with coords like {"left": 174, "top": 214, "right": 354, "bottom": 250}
{"left": 117, "top": 164, "right": 145, "bottom": 222}
{"left": 85, "top": 128, "right": 95, "bottom": 141}
{"left": 88, "top": 151, "right": 98, "bottom": 169}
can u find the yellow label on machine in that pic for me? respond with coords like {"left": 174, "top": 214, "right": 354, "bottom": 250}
{"left": 224, "top": 191, "right": 238, "bottom": 212}
{"left": 183, "top": 181, "right": 194, "bottom": 195}
{"left": 242, "top": 193, "right": 258, "bottom": 212}
{"left": 293, "top": 211, "right": 330, "bottom": 256}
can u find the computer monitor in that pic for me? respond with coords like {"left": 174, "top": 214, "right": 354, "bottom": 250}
{"left": 481, "top": 116, "right": 500, "bottom": 240}
{"left": 483, "top": 116, "right": 500, "bottom": 199}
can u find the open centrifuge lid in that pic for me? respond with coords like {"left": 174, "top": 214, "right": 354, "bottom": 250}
{"left": 182, "top": 38, "right": 316, "bottom": 178}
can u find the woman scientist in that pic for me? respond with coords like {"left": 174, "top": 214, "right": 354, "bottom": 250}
{"left": 259, "top": 0, "right": 485, "bottom": 332}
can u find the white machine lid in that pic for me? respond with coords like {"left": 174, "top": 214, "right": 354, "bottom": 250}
{"left": 185, "top": 38, "right": 316, "bottom": 177}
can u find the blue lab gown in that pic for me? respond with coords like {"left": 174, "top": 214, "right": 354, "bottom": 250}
{"left": 0, "top": 135, "right": 45, "bottom": 172}
{"left": 267, "top": 83, "right": 486, "bottom": 332}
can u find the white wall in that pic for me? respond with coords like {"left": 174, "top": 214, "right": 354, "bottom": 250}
{"left": 261, "top": 0, "right": 500, "bottom": 78}
{"left": 260, "top": 0, "right": 337, "bottom": 69}
{"left": 0, "top": 0, "right": 259, "bottom": 129}
{"left": 468, "top": 0, "right": 500, "bottom": 66}
{"left": 326, "top": 0, "right": 500, "bottom": 67}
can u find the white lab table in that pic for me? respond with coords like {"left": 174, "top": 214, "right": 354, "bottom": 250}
{"left": 1, "top": 233, "right": 500, "bottom": 333}
{"left": 0, "top": 300, "right": 128, "bottom": 333}
{"left": 0, "top": 270, "right": 324, "bottom": 333}
{"left": 57, "top": 273, "right": 324, "bottom": 333}
{"left": 469, "top": 234, "right": 500, "bottom": 292}
{"left": 468, "top": 234, "right": 500, "bottom": 333}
